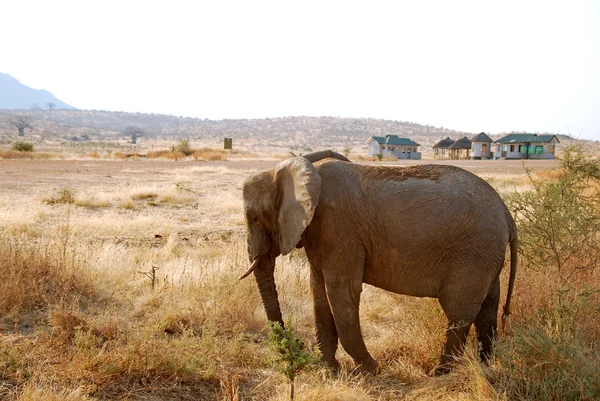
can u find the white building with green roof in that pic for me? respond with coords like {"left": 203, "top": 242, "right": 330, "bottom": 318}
{"left": 366, "top": 135, "right": 421, "bottom": 159}
{"left": 494, "top": 134, "right": 559, "bottom": 159}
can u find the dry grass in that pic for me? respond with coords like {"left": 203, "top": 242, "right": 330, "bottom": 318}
{"left": 146, "top": 147, "right": 230, "bottom": 161}
{"left": 193, "top": 148, "right": 228, "bottom": 161}
{"left": 0, "top": 158, "right": 598, "bottom": 400}
{"left": 0, "top": 150, "right": 60, "bottom": 159}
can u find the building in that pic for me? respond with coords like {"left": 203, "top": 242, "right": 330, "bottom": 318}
{"left": 366, "top": 135, "right": 421, "bottom": 159}
{"left": 494, "top": 134, "right": 560, "bottom": 159}
{"left": 470, "top": 132, "right": 494, "bottom": 159}
{"left": 432, "top": 137, "right": 455, "bottom": 158}
{"left": 449, "top": 137, "right": 472, "bottom": 159}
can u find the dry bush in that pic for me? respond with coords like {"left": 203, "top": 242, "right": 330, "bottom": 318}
{"left": 41, "top": 188, "right": 75, "bottom": 205}
{"left": 87, "top": 151, "right": 100, "bottom": 158}
{"left": 130, "top": 190, "right": 158, "bottom": 200}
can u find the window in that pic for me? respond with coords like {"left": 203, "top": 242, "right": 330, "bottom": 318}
{"left": 510, "top": 145, "right": 515, "bottom": 152}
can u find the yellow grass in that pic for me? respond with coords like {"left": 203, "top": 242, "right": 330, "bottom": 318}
{"left": 0, "top": 150, "right": 61, "bottom": 159}
{"left": 0, "top": 157, "right": 598, "bottom": 400}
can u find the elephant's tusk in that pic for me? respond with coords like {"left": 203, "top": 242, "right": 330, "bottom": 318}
{"left": 238, "top": 257, "right": 260, "bottom": 280}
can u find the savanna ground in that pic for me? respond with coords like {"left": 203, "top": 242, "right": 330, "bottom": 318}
{"left": 0, "top": 144, "right": 599, "bottom": 400}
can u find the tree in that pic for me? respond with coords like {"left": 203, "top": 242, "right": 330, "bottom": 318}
{"left": 123, "top": 126, "right": 144, "bottom": 144}
{"left": 10, "top": 115, "right": 33, "bottom": 137}
{"left": 45, "top": 102, "right": 56, "bottom": 111}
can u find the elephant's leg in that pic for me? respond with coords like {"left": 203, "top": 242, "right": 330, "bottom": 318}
{"left": 325, "top": 276, "right": 378, "bottom": 374}
{"left": 435, "top": 294, "right": 481, "bottom": 375}
{"left": 310, "top": 262, "right": 339, "bottom": 371}
{"left": 474, "top": 276, "right": 500, "bottom": 363}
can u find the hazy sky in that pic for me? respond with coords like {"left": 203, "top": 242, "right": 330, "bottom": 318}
{"left": 2, "top": 1, "right": 599, "bottom": 140}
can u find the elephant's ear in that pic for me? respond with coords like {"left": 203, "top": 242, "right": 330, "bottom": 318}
{"left": 275, "top": 157, "right": 322, "bottom": 255}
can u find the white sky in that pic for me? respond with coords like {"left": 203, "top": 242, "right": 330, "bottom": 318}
{"left": 2, "top": 1, "right": 599, "bottom": 140}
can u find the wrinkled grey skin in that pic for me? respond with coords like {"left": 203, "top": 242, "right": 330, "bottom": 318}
{"left": 241, "top": 151, "right": 517, "bottom": 374}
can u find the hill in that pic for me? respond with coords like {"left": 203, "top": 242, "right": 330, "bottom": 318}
{"left": 0, "top": 73, "right": 74, "bottom": 110}
{"left": 0, "top": 109, "right": 469, "bottom": 146}
{"left": 1, "top": 109, "right": 591, "bottom": 157}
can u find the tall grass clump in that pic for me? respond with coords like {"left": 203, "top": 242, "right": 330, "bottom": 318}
{"left": 42, "top": 188, "right": 76, "bottom": 205}
{"left": 0, "top": 236, "right": 94, "bottom": 321}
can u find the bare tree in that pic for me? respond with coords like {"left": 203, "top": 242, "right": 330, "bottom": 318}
{"left": 123, "top": 126, "right": 144, "bottom": 144}
{"left": 46, "top": 102, "right": 56, "bottom": 111}
{"left": 10, "top": 115, "right": 33, "bottom": 137}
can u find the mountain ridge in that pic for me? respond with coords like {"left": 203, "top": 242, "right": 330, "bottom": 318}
{"left": 0, "top": 73, "right": 75, "bottom": 110}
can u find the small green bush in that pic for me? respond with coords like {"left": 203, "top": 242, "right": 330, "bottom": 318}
{"left": 12, "top": 141, "right": 34, "bottom": 152}
{"left": 267, "top": 320, "right": 319, "bottom": 400}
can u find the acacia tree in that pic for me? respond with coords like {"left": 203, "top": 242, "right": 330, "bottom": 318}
{"left": 45, "top": 102, "right": 56, "bottom": 111}
{"left": 123, "top": 126, "right": 144, "bottom": 144}
{"left": 10, "top": 115, "right": 33, "bottom": 137}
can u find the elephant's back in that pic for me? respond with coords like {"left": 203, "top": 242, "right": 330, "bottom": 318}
{"left": 313, "top": 161, "right": 512, "bottom": 297}
{"left": 316, "top": 162, "right": 501, "bottom": 203}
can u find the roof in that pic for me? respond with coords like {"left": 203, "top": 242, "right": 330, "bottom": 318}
{"left": 432, "top": 137, "right": 455, "bottom": 149}
{"left": 496, "top": 133, "right": 560, "bottom": 144}
{"left": 449, "top": 136, "right": 472, "bottom": 149}
{"left": 368, "top": 136, "right": 386, "bottom": 144}
{"left": 471, "top": 132, "right": 493, "bottom": 142}
{"left": 530, "top": 134, "right": 560, "bottom": 143}
{"left": 366, "top": 135, "right": 420, "bottom": 146}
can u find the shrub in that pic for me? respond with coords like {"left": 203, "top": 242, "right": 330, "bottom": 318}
{"left": 174, "top": 139, "right": 193, "bottom": 156}
{"left": 12, "top": 141, "right": 34, "bottom": 152}
{"left": 505, "top": 145, "right": 600, "bottom": 280}
{"left": 267, "top": 320, "right": 319, "bottom": 400}
{"left": 42, "top": 188, "right": 76, "bottom": 205}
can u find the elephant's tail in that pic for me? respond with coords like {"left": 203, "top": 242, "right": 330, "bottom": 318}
{"left": 501, "top": 222, "right": 518, "bottom": 331}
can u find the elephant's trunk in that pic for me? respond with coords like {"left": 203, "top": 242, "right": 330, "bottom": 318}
{"left": 253, "top": 255, "right": 284, "bottom": 326}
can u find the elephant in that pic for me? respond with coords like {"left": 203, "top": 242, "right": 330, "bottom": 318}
{"left": 239, "top": 151, "right": 517, "bottom": 374}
